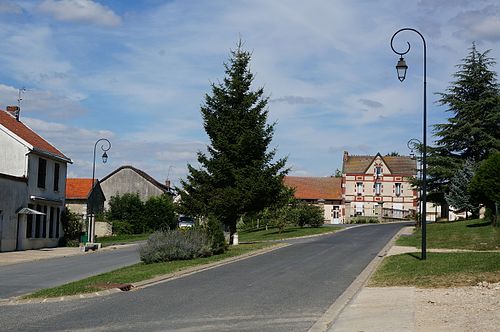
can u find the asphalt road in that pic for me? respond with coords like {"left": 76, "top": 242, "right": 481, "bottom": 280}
{"left": 0, "top": 223, "right": 407, "bottom": 331}
{"left": 0, "top": 244, "right": 141, "bottom": 299}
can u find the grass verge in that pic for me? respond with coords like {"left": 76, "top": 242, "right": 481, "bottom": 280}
{"left": 25, "top": 243, "right": 273, "bottom": 299}
{"left": 396, "top": 219, "right": 500, "bottom": 250}
{"left": 238, "top": 226, "right": 341, "bottom": 242}
{"left": 96, "top": 233, "right": 151, "bottom": 247}
{"left": 369, "top": 252, "right": 500, "bottom": 288}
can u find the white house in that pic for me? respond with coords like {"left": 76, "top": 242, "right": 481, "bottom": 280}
{"left": 0, "top": 106, "right": 72, "bottom": 251}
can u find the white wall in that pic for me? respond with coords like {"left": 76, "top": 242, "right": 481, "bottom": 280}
{"left": 0, "top": 177, "right": 28, "bottom": 251}
{"left": 0, "top": 129, "right": 28, "bottom": 177}
{"left": 27, "top": 153, "right": 67, "bottom": 204}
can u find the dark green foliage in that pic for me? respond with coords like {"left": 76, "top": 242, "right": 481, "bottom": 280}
{"left": 179, "top": 42, "right": 288, "bottom": 243}
{"left": 60, "top": 208, "right": 83, "bottom": 246}
{"left": 445, "top": 160, "right": 476, "bottom": 216}
{"left": 139, "top": 229, "right": 212, "bottom": 264}
{"left": 107, "top": 193, "right": 145, "bottom": 233}
{"left": 144, "top": 194, "right": 177, "bottom": 231}
{"left": 295, "top": 203, "right": 324, "bottom": 228}
{"left": 469, "top": 152, "right": 500, "bottom": 226}
{"left": 428, "top": 44, "right": 500, "bottom": 204}
{"left": 203, "top": 216, "right": 227, "bottom": 254}
{"left": 111, "top": 220, "right": 134, "bottom": 235}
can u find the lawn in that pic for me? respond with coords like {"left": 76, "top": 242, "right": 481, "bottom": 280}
{"left": 238, "top": 226, "right": 341, "bottom": 242}
{"left": 25, "top": 243, "right": 273, "bottom": 299}
{"left": 396, "top": 219, "right": 500, "bottom": 250}
{"left": 369, "top": 252, "right": 500, "bottom": 288}
{"left": 97, "top": 233, "right": 151, "bottom": 247}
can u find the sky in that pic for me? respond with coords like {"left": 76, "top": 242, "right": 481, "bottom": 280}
{"left": 0, "top": 0, "right": 499, "bottom": 187}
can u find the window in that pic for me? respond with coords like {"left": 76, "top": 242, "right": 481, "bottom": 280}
{"left": 26, "top": 204, "right": 34, "bottom": 238}
{"left": 355, "top": 202, "right": 363, "bottom": 216}
{"left": 374, "top": 182, "right": 381, "bottom": 195}
{"left": 37, "top": 158, "right": 47, "bottom": 188}
{"left": 53, "top": 163, "right": 60, "bottom": 191}
{"left": 49, "top": 207, "right": 54, "bottom": 238}
{"left": 35, "top": 205, "right": 42, "bottom": 238}
{"left": 42, "top": 206, "right": 47, "bottom": 238}
{"left": 375, "top": 166, "right": 382, "bottom": 177}
{"left": 356, "top": 182, "right": 363, "bottom": 196}
{"left": 55, "top": 208, "right": 60, "bottom": 238}
{"left": 395, "top": 183, "right": 402, "bottom": 196}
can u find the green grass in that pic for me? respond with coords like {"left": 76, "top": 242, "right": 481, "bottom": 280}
{"left": 96, "top": 233, "right": 151, "bottom": 247}
{"left": 396, "top": 219, "right": 500, "bottom": 250}
{"left": 25, "top": 243, "right": 273, "bottom": 299}
{"left": 238, "top": 226, "right": 341, "bottom": 242}
{"left": 369, "top": 252, "right": 500, "bottom": 288}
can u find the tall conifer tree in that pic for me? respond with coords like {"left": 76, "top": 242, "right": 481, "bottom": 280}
{"left": 180, "top": 43, "right": 288, "bottom": 243}
{"left": 427, "top": 44, "right": 500, "bottom": 204}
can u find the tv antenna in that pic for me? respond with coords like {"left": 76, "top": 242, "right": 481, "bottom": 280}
{"left": 17, "top": 87, "right": 27, "bottom": 109}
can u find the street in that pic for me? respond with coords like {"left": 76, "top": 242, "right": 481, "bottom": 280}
{"left": 0, "top": 223, "right": 406, "bottom": 331}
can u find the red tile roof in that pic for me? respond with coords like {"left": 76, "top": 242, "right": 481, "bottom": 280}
{"left": 284, "top": 176, "right": 342, "bottom": 200}
{"left": 66, "top": 178, "right": 95, "bottom": 199}
{"left": 0, "top": 109, "right": 70, "bottom": 161}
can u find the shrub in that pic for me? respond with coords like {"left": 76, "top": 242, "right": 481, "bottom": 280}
{"left": 60, "top": 208, "right": 83, "bottom": 246}
{"left": 295, "top": 203, "right": 324, "bottom": 228}
{"left": 144, "top": 194, "right": 177, "bottom": 231}
{"left": 139, "top": 229, "right": 212, "bottom": 264}
{"left": 107, "top": 193, "right": 145, "bottom": 234}
{"left": 204, "top": 216, "right": 227, "bottom": 254}
{"left": 112, "top": 220, "right": 134, "bottom": 235}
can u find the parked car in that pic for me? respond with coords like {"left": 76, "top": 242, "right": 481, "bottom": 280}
{"left": 178, "top": 215, "right": 195, "bottom": 228}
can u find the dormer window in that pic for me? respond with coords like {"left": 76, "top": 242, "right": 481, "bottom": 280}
{"left": 375, "top": 166, "right": 383, "bottom": 177}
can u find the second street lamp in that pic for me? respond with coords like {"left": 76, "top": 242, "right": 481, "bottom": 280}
{"left": 89, "top": 138, "right": 111, "bottom": 244}
{"left": 391, "top": 27, "right": 428, "bottom": 260}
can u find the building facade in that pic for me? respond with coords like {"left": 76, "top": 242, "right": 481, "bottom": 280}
{"left": 342, "top": 151, "right": 417, "bottom": 222}
{"left": 284, "top": 176, "right": 344, "bottom": 224}
{"left": 0, "top": 107, "right": 72, "bottom": 251}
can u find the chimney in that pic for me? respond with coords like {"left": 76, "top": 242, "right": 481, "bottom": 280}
{"left": 343, "top": 151, "right": 349, "bottom": 162}
{"left": 165, "top": 179, "right": 171, "bottom": 189}
{"left": 6, "top": 106, "right": 20, "bottom": 121}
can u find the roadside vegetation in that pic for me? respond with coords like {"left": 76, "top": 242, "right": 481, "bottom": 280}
{"left": 239, "top": 226, "right": 340, "bottom": 242}
{"left": 97, "top": 233, "right": 150, "bottom": 247}
{"left": 372, "top": 218, "right": 500, "bottom": 288}
{"left": 396, "top": 219, "right": 500, "bottom": 250}
{"left": 370, "top": 252, "right": 500, "bottom": 288}
{"left": 24, "top": 242, "right": 273, "bottom": 299}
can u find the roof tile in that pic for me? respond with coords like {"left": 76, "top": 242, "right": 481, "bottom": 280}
{"left": 284, "top": 176, "right": 342, "bottom": 200}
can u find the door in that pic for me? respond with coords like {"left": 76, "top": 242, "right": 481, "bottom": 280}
{"left": 332, "top": 206, "right": 341, "bottom": 224}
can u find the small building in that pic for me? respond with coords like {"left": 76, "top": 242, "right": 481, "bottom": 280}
{"left": 65, "top": 178, "right": 110, "bottom": 237}
{"left": 284, "top": 176, "right": 343, "bottom": 224}
{"left": 100, "top": 165, "right": 171, "bottom": 209}
{"left": 0, "top": 106, "right": 72, "bottom": 251}
{"left": 342, "top": 151, "right": 417, "bottom": 222}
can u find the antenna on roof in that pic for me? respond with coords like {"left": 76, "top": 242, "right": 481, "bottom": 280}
{"left": 17, "top": 87, "right": 26, "bottom": 110}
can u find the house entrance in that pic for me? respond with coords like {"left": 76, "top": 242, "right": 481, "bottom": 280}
{"left": 332, "top": 206, "right": 341, "bottom": 224}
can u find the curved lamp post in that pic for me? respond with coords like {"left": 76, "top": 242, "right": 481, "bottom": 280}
{"left": 391, "top": 28, "right": 427, "bottom": 260}
{"left": 89, "top": 138, "right": 111, "bottom": 243}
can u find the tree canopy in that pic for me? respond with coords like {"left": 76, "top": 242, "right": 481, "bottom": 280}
{"left": 427, "top": 44, "right": 500, "bottom": 204}
{"left": 179, "top": 42, "right": 288, "bottom": 242}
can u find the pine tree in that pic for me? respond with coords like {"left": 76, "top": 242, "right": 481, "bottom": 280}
{"left": 427, "top": 44, "right": 500, "bottom": 206}
{"left": 179, "top": 42, "right": 288, "bottom": 243}
{"left": 445, "top": 160, "right": 476, "bottom": 218}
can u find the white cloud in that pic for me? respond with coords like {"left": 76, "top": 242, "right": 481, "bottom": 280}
{"left": 38, "top": 0, "right": 121, "bottom": 26}
{"left": 450, "top": 6, "right": 500, "bottom": 42}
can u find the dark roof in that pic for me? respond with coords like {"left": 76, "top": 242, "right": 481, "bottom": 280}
{"left": 343, "top": 152, "right": 416, "bottom": 175}
{"left": 100, "top": 165, "right": 169, "bottom": 191}
{"left": 284, "top": 176, "right": 342, "bottom": 200}
{"left": 0, "top": 109, "right": 71, "bottom": 162}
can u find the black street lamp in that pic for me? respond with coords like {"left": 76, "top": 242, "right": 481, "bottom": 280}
{"left": 391, "top": 28, "right": 428, "bottom": 260}
{"left": 89, "top": 138, "right": 111, "bottom": 243}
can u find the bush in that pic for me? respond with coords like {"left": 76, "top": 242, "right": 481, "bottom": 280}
{"left": 139, "top": 229, "right": 213, "bottom": 264}
{"left": 294, "top": 203, "right": 324, "bottom": 228}
{"left": 144, "top": 194, "right": 177, "bottom": 231}
{"left": 204, "top": 216, "right": 227, "bottom": 254}
{"left": 107, "top": 193, "right": 145, "bottom": 234}
{"left": 60, "top": 208, "right": 83, "bottom": 245}
{"left": 112, "top": 220, "right": 134, "bottom": 235}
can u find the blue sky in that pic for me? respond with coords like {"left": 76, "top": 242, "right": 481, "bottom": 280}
{"left": 0, "top": 0, "right": 499, "bottom": 186}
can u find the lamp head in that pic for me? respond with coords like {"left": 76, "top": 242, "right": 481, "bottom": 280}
{"left": 102, "top": 151, "right": 108, "bottom": 164}
{"left": 396, "top": 56, "right": 408, "bottom": 82}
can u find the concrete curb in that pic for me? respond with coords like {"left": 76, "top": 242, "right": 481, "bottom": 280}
{"left": 308, "top": 226, "right": 410, "bottom": 332}
{"left": 1, "top": 243, "right": 289, "bottom": 306}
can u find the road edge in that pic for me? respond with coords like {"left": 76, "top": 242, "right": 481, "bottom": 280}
{"left": 308, "top": 225, "right": 412, "bottom": 332}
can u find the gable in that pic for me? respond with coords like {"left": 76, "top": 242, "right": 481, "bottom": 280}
{"left": 365, "top": 154, "right": 392, "bottom": 175}
{"left": 343, "top": 152, "right": 416, "bottom": 176}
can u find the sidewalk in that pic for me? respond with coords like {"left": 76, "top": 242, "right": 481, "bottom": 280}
{"left": 0, "top": 243, "right": 136, "bottom": 266}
